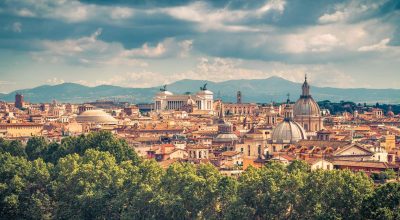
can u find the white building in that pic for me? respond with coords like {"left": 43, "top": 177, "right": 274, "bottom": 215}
{"left": 154, "top": 84, "right": 213, "bottom": 112}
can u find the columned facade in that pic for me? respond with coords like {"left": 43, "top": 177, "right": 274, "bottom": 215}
{"left": 154, "top": 85, "right": 213, "bottom": 112}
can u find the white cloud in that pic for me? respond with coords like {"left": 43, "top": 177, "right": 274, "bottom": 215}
{"left": 279, "top": 19, "right": 394, "bottom": 56}
{"left": 309, "top": 34, "right": 339, "bottom": 52}
{"left": 162, "top": 1, "right": 283, "bottom": 32}
{"left": 6, "top": 0, "right": 134, "bottom": 23}
{"left": 110, "top": 7, "right": 134, "bottom": 20}
{"left": 358, "top": 38, "right": 390, "bottom": 52}
{"left": 12, "top": 22, "right": 22, "bottom": 33}
{"left": 283, "top": 33, "right": 340, "bottom": 53}
{"left": 46, "top": 77, "right": 65, "bottom": 85}
{"left": 318, "top": 0, "right": 388, "bottom": 24}
{"left": 318, "top": 11, "right": 346, "bottom": 24}
{"left": 257, "top": 0, "right": 286, "bottom": 15}
{"left": 32, "top": 29, "right": 191, "bottom": 66}
{"left": 0, "top": 81, "right": 15, "bottom": 85}
{"left": 124, "top": 42, "right": 166, "bottom": 58}
{"left": 16, "top": 8, "right": 35, "bottom": 17}
{"left": 178, "top": 40, "right": 193, "bottom": 57}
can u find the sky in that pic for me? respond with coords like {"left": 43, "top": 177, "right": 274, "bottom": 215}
{"left": 0, "top": 0, "right": 399, "bottom": 93}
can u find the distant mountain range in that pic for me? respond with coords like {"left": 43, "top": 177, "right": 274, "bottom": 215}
{"left": 0, "top": 77, "right": 399, "bottom": 104}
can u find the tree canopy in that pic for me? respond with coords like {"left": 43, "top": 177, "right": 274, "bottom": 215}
{"left": 0, "top": 131, "right": 399, "bottom": 219}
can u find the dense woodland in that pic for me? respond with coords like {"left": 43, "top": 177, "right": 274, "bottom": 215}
{"left": 0, "top": 131, "right": 399, "bottom": 219}
{"left": 317, "top": 101, "right": 400, "bottom": 115}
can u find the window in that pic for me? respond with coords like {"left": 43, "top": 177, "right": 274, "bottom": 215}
{"left": 327, "top": 165, "right": 330, "bottom": 170}
{"left": 258, "top": 145, "right": 261, "bottom": 155}
{"left": 241, "top": 148, "right": 244, "bottom": 152}
{"left": 248, "top": 145, "right": 251, "bottom": 156}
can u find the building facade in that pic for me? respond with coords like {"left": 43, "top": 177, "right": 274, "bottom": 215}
{"left": 154, "top": 84, "right": 213, "bottom": 112}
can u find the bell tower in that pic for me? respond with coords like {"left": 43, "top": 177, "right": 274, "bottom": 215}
{"left": 237, "top": 91, "right": 242, "bottom": 104}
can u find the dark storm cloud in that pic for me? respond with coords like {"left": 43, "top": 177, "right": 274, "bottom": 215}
{"left": 0, "top": 0, "right": 399, "bottom": 62}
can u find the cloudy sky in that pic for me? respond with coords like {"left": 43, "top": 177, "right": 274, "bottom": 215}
{"left": 0, "top": 0, "right": 399, "bottom": 93}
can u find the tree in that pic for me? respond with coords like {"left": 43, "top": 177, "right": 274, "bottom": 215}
{"left": 26, "top": 136, "right": 48, "bottom": 161}
{"left": 60, "top": 131, "right": 141, "bottom": 165}
{"left": 0, "top": 139, "right": 27, "bottom": 158}
{"left": 19, "top": 159, "right": 54, "bottom": 219}
{"left": 298, "top": 169, "right": 373, "bottom": 219}
{"left": 230, "top": 162, "right": 297, "bottom": 219}
{"left": 53, "top": 149, "right": 129, "bottom": 219}
{"left": 0, "top": 152, "right": 31, "bottom": 218}
{"left": 120, "top": 159, "right": 166, "bottom": 220}
{"left": 362, "top": 183, "right": 400, "bottom": 220}
{"left": 0, "top": 153, "right": 54, "bottom": 219}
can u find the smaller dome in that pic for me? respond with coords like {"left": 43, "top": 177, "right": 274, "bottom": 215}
{"left": 387, "top": 111, "right": 395, "bottom": 117}
{"left": 76, "top": 110, "right": 118, "bottom": 125}
{"left": 215, "top": 133, "right": 239, "bottom": 142}
{"left": 271, "top": 120, "right": 306, "bottom": 144}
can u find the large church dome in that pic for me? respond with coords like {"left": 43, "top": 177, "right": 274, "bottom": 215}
{"left": 293, "top": 76, "right": 321, "bottom": 117}
{"left": 294, "top": 97, "right": 321, "bottom": 116}
{"left": 76, "top": 110, "right": 118, "bottom": 125}
{"left": 271, "top": 119, "right": 306, "bottom": 144}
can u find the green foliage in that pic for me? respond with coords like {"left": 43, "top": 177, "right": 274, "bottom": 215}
{"left": 48, "top": 131, "right": 141, "bottom": 165}
{"left": 371, "top": 169, "right": 397, "bottom": 182}
{"left": 26, "top": 136, "right": 48, "bottom": 161}
{"left": 0, "top": 132, "right": 396, "bottom": 219}
{"left": 0, "top": 138, "right": 27, "bottom": 158}
{"left": 53, "top": 149, "right": 128, "bottom": 219}
{"left": 362, "top": 183, "right": 400, "bottom": 220}
{"left": 0, "top": 152, "right": 54, "bottom": 219}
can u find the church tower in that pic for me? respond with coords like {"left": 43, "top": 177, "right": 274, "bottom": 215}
{"left": 293, "top": 75, "right": 323, "bottom": 133}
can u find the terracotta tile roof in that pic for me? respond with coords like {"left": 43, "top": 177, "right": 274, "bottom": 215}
{"left": 187, "top": 145, "right": 210, "bottom": 150}
{"left": 271, "top": 154, "right": 295, "bottom": 161}
{"left": 221, "top": 151, "right": 241, "bottom": 157}
{"left": 297, "top": 140, "right": 351, "bottom": 150}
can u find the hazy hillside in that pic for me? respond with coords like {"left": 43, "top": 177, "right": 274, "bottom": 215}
{"left": 1, "top": 77, "right": 399, "bottom": 104}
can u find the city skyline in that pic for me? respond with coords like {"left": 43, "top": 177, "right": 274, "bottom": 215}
{"left": 0, "top": 0, "right": 400, "bottom": 93}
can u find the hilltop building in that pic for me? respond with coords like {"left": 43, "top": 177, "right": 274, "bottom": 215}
{"left": 154, "top": 84, "right": 213, "bottom": 112}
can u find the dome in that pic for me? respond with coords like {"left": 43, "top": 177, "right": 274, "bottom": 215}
{"left": 387, "top": 111, "right": 395, "bottom": 117}
{"left": 293, "top": 97, "right": 321, "bottom": 116}
{"left": 271, "top": 120, "right": 306, "bottom": 144}
{"left": 215, "top": 133, "right": 239, "bottom": 142}
{"left": 76, "top": 110, "right": 118, "bottom": 125}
